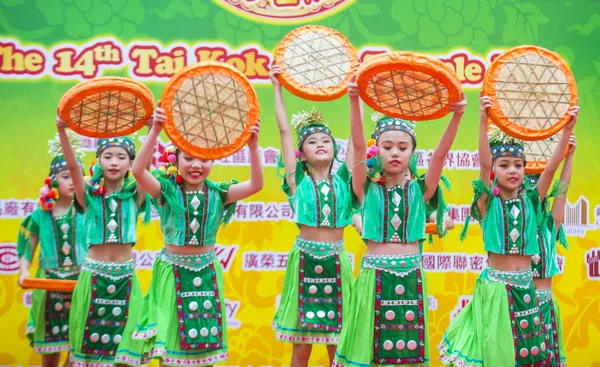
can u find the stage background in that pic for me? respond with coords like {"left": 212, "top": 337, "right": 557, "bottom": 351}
{"left": 1, "top": 0, "right": 599, "bottom": 365}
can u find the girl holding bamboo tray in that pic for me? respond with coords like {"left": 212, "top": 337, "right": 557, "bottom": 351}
{"left": 130, "top": 108, "right": 263, "bottom": 366}
{"left": 526, "top": 134, "right": 576, "bottom": 367}
{"left": 17, "top": 132, "right": 88, "bottom": 367}
{"left": 438, "top": 95, "right": 579, "bottom": 367}
{"left": 269, "top": 64, "right": 356, "bottom": 367}
{"left": 332, "top": 77, "right": 465, "bottom": 367}
{"left": 56, "top": 116, "right": 153, "bottom": 367}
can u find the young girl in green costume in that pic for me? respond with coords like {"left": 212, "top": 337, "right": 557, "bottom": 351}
{"left": 269, "top": 65, "right": 356, "bottom": 367}
{"left": 527, "top": 133, "right": 576, "bottom": 367}
{"left": 131, "top": 108, "right": 263, "bottom": 366}
{"left": 332, "top": 77, "right": 466, "bottom": 367}
{"left": 438, "top": 95, "right": 579, "bottom": 366}
{"left": 56, "top": 115, "right": 153, "bottom": 367}
{"left": 18, "top": 131, "right": 88, "bottom": 367}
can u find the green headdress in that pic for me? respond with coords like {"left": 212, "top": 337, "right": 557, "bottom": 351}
{"left": 370, "top": 112, "right": 417, "bottom": 144}
{"left": 96, "top": 134, "right": 137, "bottom": 158}
{"left": 292, "top": 107, "right": 334, "bottom": 149}
{"left": 488, "top": 127, "right": 526, "bottom": 161}
{"left": 47, "top": 130, "right": 85, "bottom": 178}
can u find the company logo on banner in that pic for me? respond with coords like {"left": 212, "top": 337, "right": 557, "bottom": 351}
{"left": 585, "top": 248, "right": 600, "bottom": 281}
{"left": 562, "top": 196, "right": 595, "bottom": 237}
{"left": 0, "top": 243, "right": 19, "bottom": 274}
{"left": 215, "top": 0, "right": 354, "bottom": 23}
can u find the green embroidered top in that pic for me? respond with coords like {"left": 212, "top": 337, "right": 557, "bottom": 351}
{"left": 17, "top": 207, "right": 87, "bottom": 269}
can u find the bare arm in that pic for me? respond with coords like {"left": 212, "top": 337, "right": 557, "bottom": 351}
{"left": 226, "top": 122, "right": 264, "bottom": 203}
{"left": 132, "top": 109, "right": 165, "bottom": 199}
{"left": 18, "top": 234, "right": 38, "bottom": 286}
{"left": 344, "top": 98, "right": 363, "bottom": 170}
{"left": 270, "top": 65, "right": 298, "bottom": 193}
{"left": 536, "top": 106, "right": 579, "bottom": 199}
{"left": 475, "top": 95, "right": 493, "bottom": 218}
{"left": 56, "top": 118, "right": 87, "bottom": 210}
{"left": 551, "top": 134, "right": 576, "bottom": 232}
{"left": 348, "top": 77, "right": 367, "bottom": 203}
{"left": 423, "top": 94, "right": 466, "bottom": 201}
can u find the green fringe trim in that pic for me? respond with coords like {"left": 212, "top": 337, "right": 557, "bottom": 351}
{"left": 17, "top": 216, "right": 33, "bottom": 261}
{"left": 557, "top": 224, "right": 569, "bottom": 249}
{"left": 409, "top": 152, "right": 418, "bottom": 178}
{"left": 151, "top": 170, "right": 185, "bottom": 214}
{"left": 216, "top": 179, "right": 238, "bottom": 226}
{"left": 460, "top": 178, "right": 493, "bottom": 242}
{"left": 547, "top": 179, "right": 568, "bottom": 199}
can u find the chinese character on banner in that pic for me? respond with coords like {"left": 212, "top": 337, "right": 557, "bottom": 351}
{"left": 243, "top": 252, "right": 259, "bottom": 270}
{"left": 235, "top": 203, "right": 248, "bottom": 220}
{"left": 249, "top": 203, "right": 264, "bottom": 220}
{"left": 445, "top": 151, "right": 456, "bottom": 168}
{"left": 260, "top": 252, "right": 275, "bottom": 269}
{"left": 438, "top": 255, "right": 453, "bottom": 271}
{"left": 422, "top": 254, "right": 435, "bottom": 270}
{"left": 265, "top": 203, "right": 280, "bottom": 219}
{"left": 457, "top": 151, "right": 472, "bottom": 169}
{"left": 453, "top": 254, "right": 468, "bottom": 272}
{"left": 472, "top": 152, "right": 480, "bottom": 168}
{"left": 21, "top": 201, "right": 36, "bottom": 217}
{"left": 276, "top": 253, "right": 288, "bottom": 268}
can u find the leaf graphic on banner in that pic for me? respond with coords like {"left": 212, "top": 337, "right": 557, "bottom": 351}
{"left": 501, "top": 3, "right": 549, "bottom": 43}
{"left": 389, "top": 0, "right": 495, "bottom": 49}
{"left": 150, "top": 0, "right": 207, "bottom": 20}
{"left": 577, "top": 75, "right": 598, "bottom": 122}
{"left": 563, "top": 280, "right": 600, "bottom": 350}
{"left": 357, "top": 2, "right": 380, "bottom": 16}
{"left": 34, "top": 0, "right": 144, "bottom": 38}
{"left": 567, "top": 14, "right": 600, "bottom": 35}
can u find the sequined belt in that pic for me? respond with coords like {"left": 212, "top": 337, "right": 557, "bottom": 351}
{"left": 294, "top": 237, "right": 344, "bottom": 258}
{"left": 160, "top": 248, "right": 216, "bottom": 271}
{"left": 484, "top": 267, "right": 534, "bottom": 289}
{"left": 362, "top": 253, "right": 421, "bottom": 277}
{"left": 82, "top": 258, "right": 135, "bottom": 280}
{"left": 46, "top": 266, "right": 81, "bottom": 279}
{"left": 535, "top": 288, "right": 553, "bottom": 306}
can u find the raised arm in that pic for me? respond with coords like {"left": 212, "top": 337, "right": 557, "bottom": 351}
{"left": 551, "top": 133, "right": 576, "bottom": 232}
{"left": 536, "top": 105, "right": 579, "bottom": 199}
{"left": 348, "top": 76, "right": 367, "bottom": 202}
{"left": 344, "top": 97, "right": 363, "bottom": 171}
{"left": 226, "top": 121, "right": 264, "bottom": 203}
{"left": 56, "top": 117, "right": 87, "bottom": 210}
{"left": 423, "top": 94, "right": 466, "bottom": 201}
{"left": 270, "top": 65, "right": 298, "bottom": 192}
{"left": 132, "top": 108, "right": 166, "bottom": 199}
{"left": 475, "top": 94, "right": 493, "bottom": 217}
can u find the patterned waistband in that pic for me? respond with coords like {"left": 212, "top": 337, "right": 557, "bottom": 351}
{"left": 361, "top": 253, "right": 421, "bottom": 276}
{"left": 160, "top": 248, "right": 216, "bottom": 271}
{"left": 536, "top": 288, "right": 553, "bottom": 306}
{"left": 82, "top": 258, "right": 135, "bottom": 280}
{"left": 484, "top": 267, "right": 533, "bottom": 288}
{"left": 46, "top": 266, "right": 81, "bottom": 279}
{"left": 294, "top": 237, "right": 344, "bottom": 258}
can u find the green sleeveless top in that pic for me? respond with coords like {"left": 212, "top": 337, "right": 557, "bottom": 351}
{"left": 75, "top": 180, "right": 151, "bottom": 246}
{"left": 465, "top": 179, "right": 541, "bottom": 255}
{"left": 153, "top": 174, "right": 237, "bottom": 246}
{"left": 17, "top": 207, "right": 87, "bottom": 269}
{"left": 282, "top": 162, "right": 353, "bottom": 228}
{"left": 361, "top": 176, "right": 445, "bottom": 244}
